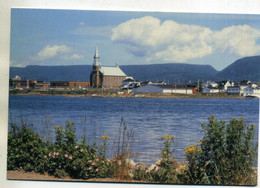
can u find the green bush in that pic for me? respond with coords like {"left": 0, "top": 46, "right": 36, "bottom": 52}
{"left": 7, "top": 123, "right": 45, "bottom": 172}
{"left": 7, "top": 121, "right": 113, "bottom": 179}
{"left": 180, "top": 115, "right": 257, "bottom": 185}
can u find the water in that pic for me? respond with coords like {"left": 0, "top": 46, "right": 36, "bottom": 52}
{"left": 8, "top": 95, "right": 259, "bottom": 165}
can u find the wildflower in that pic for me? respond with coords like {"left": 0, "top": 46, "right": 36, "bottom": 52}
{"left": 96, "top": 168, "right": 99, "bottom": 172}
{"left": 92, "top": 162, "right": 96, "bottom": 166}
{"left": 88, "top": 166, "right": 92, "bottom": 170}
{"left": 101, "top": 135, "right": 110, "bottom": 140}
{"left": 96, "top": 158, "right": 100, "bottom": 162}
{"left": 88, "top": 160, "right": 92, "bottom": 163}
{"left": 178, "top": 166, "right": 185, "bottom": 171}
{"left": 44, "top": 155, "right": 47, "bottom": 159}
{"left": 85, "top": 149, "right": 88, "bottom": 153}
{"left": 69, "top": 155, "right": 73, "bottom": 160}
{"left": 163, "top": 151, "right": 167, "bottom": 155}
{"left": 49, "top": 153, "right": 52, "bottom": 157}
{"left": 80, "top": 149, "right": 83, "bottom": 152}
{"left": 75, "top": 145, "right": 79, "bottom": 149}
{"left": 161, "top": 135, "right": 174, "bottom": 140}
{"left": 64, "top": 154, "right": 68, "bottom": 158}
{"left": 55, "top": 152, "right": 59, "bottom": 156}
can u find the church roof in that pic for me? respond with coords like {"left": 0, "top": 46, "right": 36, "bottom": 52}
{"left": 100, "top": 66, "right": 126, "bottom": 76}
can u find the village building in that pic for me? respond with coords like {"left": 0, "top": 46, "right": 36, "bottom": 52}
{"left": 50, "top": 81, "right": 90, "bottom": 90}
{"left": 132, "top": 84, "right": 195, "bottom": 94}
{"left": 90, "top": 47, "right": 127, "bottom": 88}
{"left": 244, "top": 86, "right": 260, "bottom": 98}
{"left": 120, "top": 77, "right": 141, "bottom": 89}
{"left": 9, "top": 75, "right": 36, "bottom": 89}
{"left": 202, "top": 87, "right": 220, "bottom": 94}
{"left": 227, "top": 86, "right": 240, "bottom": 95}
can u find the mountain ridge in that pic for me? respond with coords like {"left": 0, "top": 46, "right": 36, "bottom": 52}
{"left": 9, "top": 56, "right": 260, "bottom": 83}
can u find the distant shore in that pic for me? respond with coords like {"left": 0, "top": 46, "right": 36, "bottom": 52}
{"left": 9, "top": 90, "right": 247, "bottom": 99}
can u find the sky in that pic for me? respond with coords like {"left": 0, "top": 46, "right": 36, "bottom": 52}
{"left": 10, "top": 9, "right": 260, "bottom": 71}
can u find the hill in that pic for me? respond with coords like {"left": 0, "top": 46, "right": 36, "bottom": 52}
{"left": 216, "top": 56, "right": 260, "bottom": 82}
{"left": 9, "top": 63, "right": 217, "bottom": 83}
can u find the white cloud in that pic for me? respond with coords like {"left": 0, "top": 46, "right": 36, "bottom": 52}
{"left": 29, "top": 45, "right": 83, "bottom": 62}
{"left": 36, "top": 45, "right": 72, "bottom": 61}
{"left": 112, "top": 16, "right": 260, "bottom": 62}
{"left": 213, "top": 25, "right": 260, "bottom": 56}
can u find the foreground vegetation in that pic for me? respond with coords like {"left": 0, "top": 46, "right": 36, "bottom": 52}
{"left": 7, "top": 116, "right": 257, "bottom": 185}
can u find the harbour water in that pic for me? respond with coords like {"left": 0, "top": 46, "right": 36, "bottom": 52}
{"left": 8, "top": 95, "right": 259, "bottom": 165}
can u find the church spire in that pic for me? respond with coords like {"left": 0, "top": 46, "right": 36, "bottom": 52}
{"left": 93, "top": 46, "right": 100, "bottom": 66}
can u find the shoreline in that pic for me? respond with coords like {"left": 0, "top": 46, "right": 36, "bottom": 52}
{"left": 10, "top": 92, "right": 247, "bottom": 99}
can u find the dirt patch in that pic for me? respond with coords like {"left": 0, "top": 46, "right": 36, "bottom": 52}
{"left": 7, "top": 170, "right": 142, "bottom": 183}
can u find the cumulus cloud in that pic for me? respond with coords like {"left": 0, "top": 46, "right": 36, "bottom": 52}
{"left": 213, "top": 25, "right": 260, "bottom": 56}
{"left": 112, "top": 16, "right": 260, "bottom": 62}
{"left": 36, "top": 45, "right": 71, "bottom": 61}
{"left": 29, "top": 45, "right": 83, "bottom": 62}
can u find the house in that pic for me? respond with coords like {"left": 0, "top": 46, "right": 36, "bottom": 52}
{"left": 243, "top": 84, "right": 260, "bottom": 98}
{"left": 120, "top": 77, "right": 141, "bottom": 89}
{"left": 9, "top": 76, "right": 36, "bottom": 89}
{"left": 34, "top": 81, "right": 49, "bottom": 90}
{"left": 218, "top": 80, "right": 234, "bottom": 92}
{"left": 90, "top": 47, "right": 127, "bottom": 88}
{"left": 132, "top": 84, "right": 194, "bottom": 94}
{"left": 227, "top": 86, "right": 240, "bottom": 95}
{"left": 202, "top": 87, "right": 220, "bottom": 94}
{"left": 202, "top": 81, "right": 218, "bottom": 89}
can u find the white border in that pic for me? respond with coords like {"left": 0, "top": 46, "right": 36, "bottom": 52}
{"left": 0, "top": 1, "right": 259, "bottom": 188}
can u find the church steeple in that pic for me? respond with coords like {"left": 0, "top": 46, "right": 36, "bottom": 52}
{"left": 93, "top": 46, "right": 100, "bottom": 66}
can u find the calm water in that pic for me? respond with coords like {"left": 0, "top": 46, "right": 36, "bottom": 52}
{"left": 8, "top": 95, "right": 259, "bottom": 165}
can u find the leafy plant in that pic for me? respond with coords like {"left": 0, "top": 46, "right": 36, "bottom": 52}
{"left": 180, "top": 115, "right": 257, "bottom": 185}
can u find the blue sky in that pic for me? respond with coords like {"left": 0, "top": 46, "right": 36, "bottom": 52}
{"left": 10, "top": 9, "right": 260, "bottom": 70}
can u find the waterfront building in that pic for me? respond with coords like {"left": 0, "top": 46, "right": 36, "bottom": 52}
{"left": 132, "top": 84, "right": 194, "bottom": 94}
{"left": 120, "top": 77, "right": 141, "bottom": 89}
{"left": 244, "top": 86, "right": 260, "bottom": 98}
{"left": 90, "top": 47, "right": 127, "bottom": 88}
{"left": 50, "top": 81, "right": 90, "bottom": 90}
{"left": 202, "top": 87, "right": 220, "bottom": 94}
{"left": 227, "top": 86, "right": 240, "bottom": 95}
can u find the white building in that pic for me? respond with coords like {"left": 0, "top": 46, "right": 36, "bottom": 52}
{"left": 132, "top": 84, "right": 194, "bottom": 94}
{"left": 244, "top": 86, "right": 260, "bottom": 98}
{"left": 120, "top": 77, "right": 140, "bottom": 89}
{"left": 223, "top": 81, "right": 234, "bottom": 91}
{"left": 202, "top": 87, "right": 220, "bottom": 94}
{"left": 202, "top": 81, "right": 218, "bottom": 88}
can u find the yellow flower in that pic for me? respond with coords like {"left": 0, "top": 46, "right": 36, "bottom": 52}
{"left": 178, "top": 165, "right": 185, "bottom": 171}
{"left": 163, "top": 151, "right": 167, "bottom": 155}
{"left": 161, "top": 135, "right": 174, "bottom": 140}
{"left": 101, "top": 135, "right": 110, "bottom": 140}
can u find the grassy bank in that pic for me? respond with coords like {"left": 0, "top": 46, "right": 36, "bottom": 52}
{"left": 9, "top": 89, "right": 245, "bottom": 99}
{"left": 7, "top": 116, "right": 257, "bottom": 185}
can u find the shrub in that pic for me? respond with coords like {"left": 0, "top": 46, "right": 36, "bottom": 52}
{"left": 145, "top": 135, "right": 178, "bottom": 184}
{"left": 180, "top": 115, "right": 257, "bottom": 185}
{"left": 7, "top": 123, "right": 45, "bottom": 172}
{"left": 7, "top": 121, "right": 113, "bottom": 179}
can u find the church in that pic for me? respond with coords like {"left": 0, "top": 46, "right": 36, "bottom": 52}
{"left": 90, "top": 47, "right": 127, "bottom": 88}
